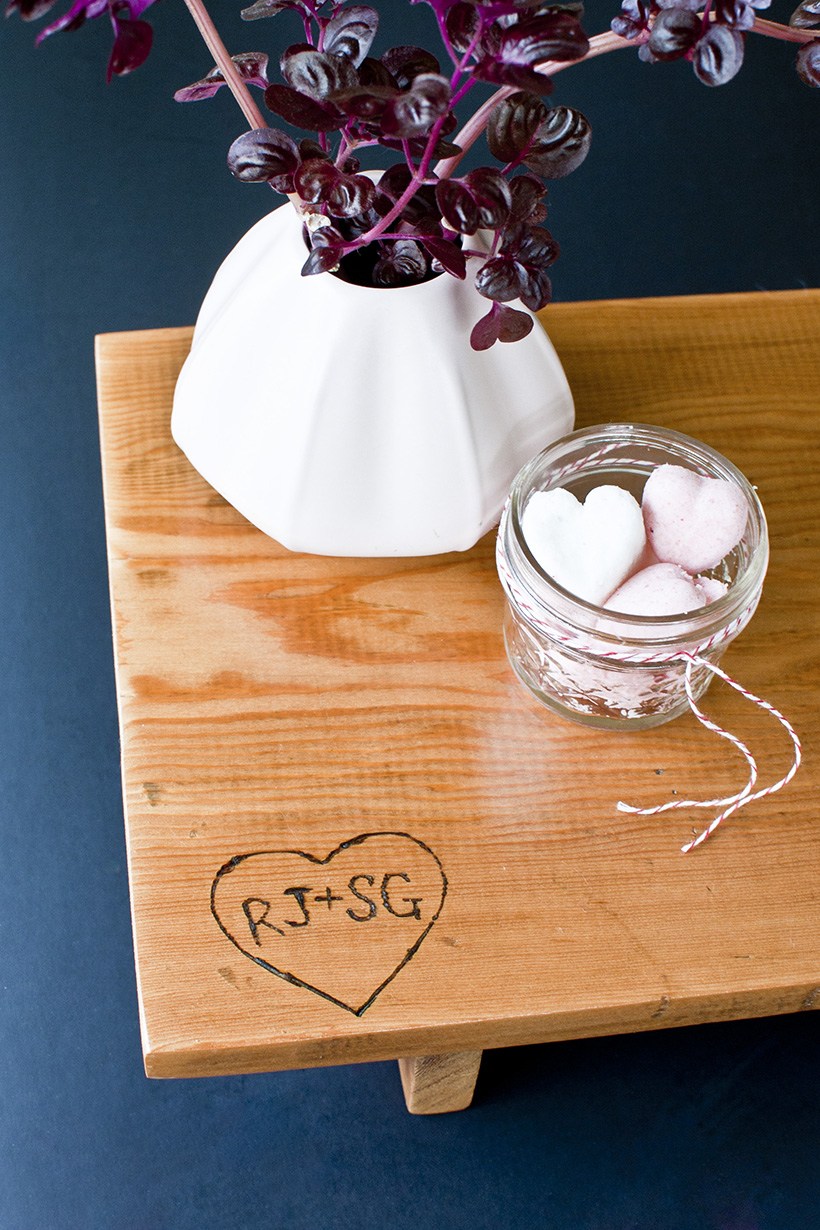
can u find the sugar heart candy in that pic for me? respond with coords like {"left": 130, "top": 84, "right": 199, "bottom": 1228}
{"left": 604, "top": 563, "right": 708, "bottom": 616}
{"left": 696, "top": 576, "right": 729, "bottom": 603}
{"left": 522, "top": 484, "right": 646, "bottom": 606}
{"left": 642, "top": 463, "right": 747, "bottom": 573}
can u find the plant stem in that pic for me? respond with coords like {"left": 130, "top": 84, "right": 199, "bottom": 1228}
{"left": 182, "top": 0, "right": 267, "bottom": 131}
{"left": 354, "top": 84, "right": 479, "bottom": 247}
{"left": 753, "top": 15, "right": 820, "bottom": 44}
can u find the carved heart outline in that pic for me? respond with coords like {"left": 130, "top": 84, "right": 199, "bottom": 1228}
{"left": 211, "top": 831, "right": 448, "bottom": 1016}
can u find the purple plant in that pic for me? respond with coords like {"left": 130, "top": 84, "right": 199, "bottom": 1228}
{"left": 7, "top": 0, "right": 157, "bottom": 81}
{"left": 9, "top": 0, "right": 819, "bottom": 346}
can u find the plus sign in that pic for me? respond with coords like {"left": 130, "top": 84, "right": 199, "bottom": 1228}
{"left": 313, "top": 885, "right": 344, "bottom": 910}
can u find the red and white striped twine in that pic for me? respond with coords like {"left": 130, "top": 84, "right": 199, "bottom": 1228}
{"left": 617, "top": 654, "right": 802, "bottom": 854}
{"left": 496, "top": 513, "right": 802, "bottom": 854}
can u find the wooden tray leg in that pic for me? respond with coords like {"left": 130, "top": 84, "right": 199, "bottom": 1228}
{"left": 398, "top": 1051, "right": 483, "bottom": 1115}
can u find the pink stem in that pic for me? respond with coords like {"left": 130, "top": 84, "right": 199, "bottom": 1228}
{"left": 752, "top": 15, "right": 820, "bottom": 44}
{"left": 182, "top": 0, "right": 268, "bottom": 132}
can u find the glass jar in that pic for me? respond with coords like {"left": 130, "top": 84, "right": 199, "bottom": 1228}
{"left": 496, "top": 423, "right": 769, "bottom": 730}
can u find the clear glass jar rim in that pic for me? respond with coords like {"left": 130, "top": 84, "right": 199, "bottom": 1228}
{"left": 504, "top": 422, "right": 769, "bottom": 648}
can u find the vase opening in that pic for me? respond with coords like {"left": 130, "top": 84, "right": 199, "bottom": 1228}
{"left": 301, "top": 223, "right": 453, "bottom": 291}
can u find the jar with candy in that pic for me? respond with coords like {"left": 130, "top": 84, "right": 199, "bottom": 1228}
{"left": 496, "top": 423, "right": 769, "bottom": 731}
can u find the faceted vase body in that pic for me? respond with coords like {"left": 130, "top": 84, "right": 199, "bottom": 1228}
{"left": 171, "top": 203, "right": 574, "bottom": 557}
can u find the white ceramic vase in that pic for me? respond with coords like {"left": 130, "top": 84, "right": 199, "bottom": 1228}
{"left": 171, "top": 202, "right": 574, "bottom": 557}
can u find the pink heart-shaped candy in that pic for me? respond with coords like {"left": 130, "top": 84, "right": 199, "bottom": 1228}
{"left": 605, "top": 563, "right": 717, "bottom": 616}
{"left": 642, "top": 464, "right": 747, "bottom": 573}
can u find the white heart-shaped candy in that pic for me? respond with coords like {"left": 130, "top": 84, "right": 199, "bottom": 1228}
{"left": 522, "top": 485, "right": 646, "bottom": 605}
{"left": 642, "top": 464, "right": 748, "bottom": 573}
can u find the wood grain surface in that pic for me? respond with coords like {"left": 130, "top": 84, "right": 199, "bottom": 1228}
{"left": 96, "top": 291, "right": 820, "bottom": 1081}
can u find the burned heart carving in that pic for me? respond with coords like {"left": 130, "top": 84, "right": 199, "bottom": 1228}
{"left": 211, "top": 832, "right": 447, "bottom": 1015}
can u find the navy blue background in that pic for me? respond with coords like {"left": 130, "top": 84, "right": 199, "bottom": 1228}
{"left": 0, "top": 3, "right": 817, "bottom": 1227}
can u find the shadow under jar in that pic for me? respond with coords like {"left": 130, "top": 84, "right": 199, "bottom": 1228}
{"left": 496, "top": 424, "right": 769, "bottom": 730}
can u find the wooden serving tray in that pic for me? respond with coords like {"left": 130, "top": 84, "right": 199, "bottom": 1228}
{"left": 96, "top": 290, "right": 820, "bottom": 1113}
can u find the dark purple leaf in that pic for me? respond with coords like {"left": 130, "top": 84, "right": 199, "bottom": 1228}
{"left": 280, "top": 42, "right": 312, "bottom": 72}
{"left": 107, "top": 12, "right": 152, "bottom": 81}
{"left": 471, "top": 305, "right": 502, "bottom": 351}
{"left": 36, "top": 0, "right": 107, "bottom": 43}
{"left": 357, "top": 55, "right": 396, "bottom": 88}
{"left": 445, "top": 2, "right": 481, "bottom": 54}
{"left": 299, "top": 138, "right": 327, "bottom": 161}
{"left": 383, "top": 176, "right": 441, "bottom": 225}
{"left": 500, "top": 223, "right": 557, "bottom": 308}
{"left": 470, "top": 303, "right": 533, "bottom": 350}
{"left": 308, "top": 221, "right": 347, "bottom": 247}
{"left": 522, "top": 105, "right": 591, "bottom": 179}
{"left": 231, "top": 51, "right": 270, "bottom": 88}
{"left": 647, "top": 8, "right": 702, "bottom": 60}
{"left": 427, "top": 138, "right": 462, "bottom": 158}
{"left": 475, "top": 222, "right": 558, "bottom": 309}
{"left": 295, "top": 158, "right": 342, "bottom": 203}
{"left": 294, "top": 159, "right": 376, "bottom": 217}
{"left": 326, "top": 172, "right": 376, "bottom": 217}
{"left": 372, "top": 164, "right": 439, "bottom": 226}
{"left": 466, "top": 167, "right": 512, "bottom": 227}
{"left": 500, "top": 223, "right": 559, "bottom": 265}
{"left": 283, "top": 49, "right": 358, "bottom": 100}
{"left": 302, "top": 244, "right": 344, "bottom": 276}
{"left": 714, "top": 0, "right": 756, "bottom": 29}
{"left": 323, "top": 5, "right": 378, "bottom": 65}
{"left": 242, "top": 0, "right": 297, "bottom": 18}
{"left": 381, "top": 72, "right": 451, "bottom": 138}
{"left": 508, "top": 173, "right": 548, "bottom": 224}
{"left": 175, "top": 53, "right": 270, "bottom": 103}
{"left": 436, "top": 179, "right": 480, "bottom": 233}
{"left": 382, "top": 107, "right": 458, "bottom": 149}
{"left": 692, "top": 24, "right": 745, "bottom": 85}
{"left": 475, "top": 10, "right": 589, "bottom": 90}
{"left": 29, "top": 0, "right": 159, "bottom": 76}
{"left": 380, "top": 45, "right": 440, "bottom": 90}
{"left": 497, "top": 303, "right": 535, "bottom": 343}
{"left": 264, "top": 82, "right": 345, "bottom": 130}
{"left": 790, "top": 0, "right": 820, "bottom": 27}
{"left": 374, "top": 162, "right": 413, "bottom": 203}
{"left": 419, "top": 235, "right": 467, "bottom": 279}
{"left": 796, "top": 39, "right": 820, "bottom": 84}
{"left": 227, "top": 126, "right": 300, "bottom": 191}
{"left": 611, "top": 0, "right": 652, "bottom": 39}
{"left": 474, "top": 255, "right": 524, "bottom": 302}
{"left": 638, "top": 40, "right": 661, "bottom": 62}
{"left": 5, "top": 0, "right": 59, "bottom": 19}
{"left": 379, "top": 134, "right": 458, "bottom": 161}
{"left": 487, "top": 91, "right": 549, "bottom": 163}
{"left": 372, "top": 238, "right": 429, "bottom": 286}
{"left": 330, "top": 83, "right": 398, "bottom": 120}
{"left": 494, "top": 12, "right": 589, "bottom": 67}
{"left": 474, "top": 57, "right": 554, "bottom": 95}
{"left": 117, "top": 0, "right": 155, "bottom": 16}
{"left": 610, "top": 16, "right": 641, "bottom": 38}
{"left": 519, "top": 272, "right": 551, "bottom": 312}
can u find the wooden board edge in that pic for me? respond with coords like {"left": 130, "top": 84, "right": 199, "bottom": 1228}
{"left": 540, "top": 286, "right": 820, "bottom": 324}
{"left": 142, "top": 980, "right": 820, "bottom": 1079}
